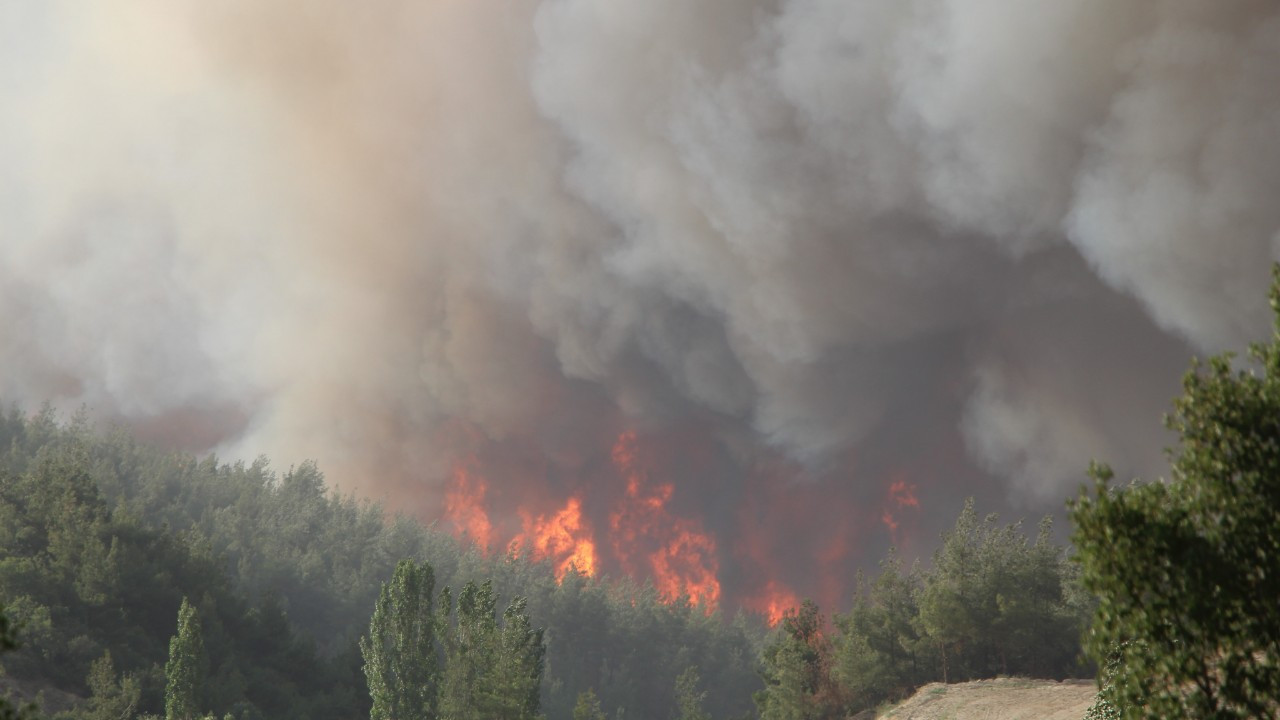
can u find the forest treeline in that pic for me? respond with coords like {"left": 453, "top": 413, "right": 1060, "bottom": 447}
{"left": 0, "top": 407, "right": 1092, "bottom": 719}
{"left": 10, "top": 275, "right": 1280, "bottom": 719}
{"left": 754, "top": 500, "right": 1091, "bottom": 718}
{"left": 0, "top": 407, "right": 760, "bottom": 719}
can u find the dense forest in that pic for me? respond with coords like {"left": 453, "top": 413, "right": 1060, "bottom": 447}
{"left": 0, "top": 406, "right": 1093, "bottom": 719}
{"left": 8, "top": 273, "right": 1280, "bottom": 720}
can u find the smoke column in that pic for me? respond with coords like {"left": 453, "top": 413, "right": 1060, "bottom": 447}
{"left": 2, "top": 0, "right": 1278, "bottom": 613}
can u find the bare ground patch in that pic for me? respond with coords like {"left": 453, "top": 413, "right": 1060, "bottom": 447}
{"left": 877, "top": 677, "right": 1097, "bottom": 720}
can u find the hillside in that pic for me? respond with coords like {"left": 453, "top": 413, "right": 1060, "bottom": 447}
{"left": 877, "top": 678, "right": 1097, "bottom": 720}
{"left": 0, "top": 409, "right": 1098, "bottom": 719}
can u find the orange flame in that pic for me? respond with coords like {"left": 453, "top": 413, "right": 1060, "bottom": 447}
{"left": 745, "top": 580, "right": 800, "bottom": 627}
{"left": 610, "top": 431, "right": 721, "bottom": 610}
{"left": 512, "top": 496, "right": 598, "bottom": 580}
{"left": 888, "top": 479, "right": 919, "bottom": 508}
{"left": 444, "top": 464, "right": 494, "bottom": 551}
{"left": 879, "top": 508, "right": 899, "bottom": 533}
{"left": 880, "top": 477, "right": 920, "bottom": 541}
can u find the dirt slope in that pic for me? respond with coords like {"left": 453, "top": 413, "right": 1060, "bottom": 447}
{"left": 877, "top": 677, "right": 1098, "bottom": 720}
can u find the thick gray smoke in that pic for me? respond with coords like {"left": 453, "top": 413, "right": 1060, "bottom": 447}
{"left": 3, "top": 0, "right": 1278, "bottom": 603}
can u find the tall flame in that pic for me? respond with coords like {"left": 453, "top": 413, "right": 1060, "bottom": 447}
{"left": 744, "top": 580, "right": 800, "bottom": 627}
{"left": 511, "top": 496, "right": 598, "bottom": 580}
{"left": 610, "top": 431, "right": 721, "bottom": 610}
{"left": 438, "top": 431, "right": 723, "bottom": 610}
{"left": 444, "top": 464, "right": 494, "bottom": 550}
{"left": 880, "top": 477, "right": 920, "bottom": 543}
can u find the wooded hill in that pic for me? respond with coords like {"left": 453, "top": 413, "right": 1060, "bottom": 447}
{"left": 0, "top": 408, "right": 761, "bottom": 719}
{"left": 0, "top": 407, "right": 1093, "bottom": 719}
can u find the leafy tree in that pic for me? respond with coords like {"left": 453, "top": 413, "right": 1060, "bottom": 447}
{"left": 360, "top": 559, "right": 439, "bottom": 720}
{"left": 492, "top": 597, "right": 544, "bottom": 720}
{"left": 439, "top": 581, "right": 496, "bottom": 720}
{"left": 1072, "top": 265, "right": 1280, "bottom": 718}
{"left": 165, "top": 598, "right": 205, "bottom": 720}
{"left": 1082, "top": 644, "right": 1124, "bottom": 720}
{"left": 438, "top": 580, "right": 544, "bottom": 720}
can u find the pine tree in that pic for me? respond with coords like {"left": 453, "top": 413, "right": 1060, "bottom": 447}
{"left": 360, "top": 559, "right": 440, "bottom": 720}
{"left": 571, "top": 689, "right": 606, "bottom": 720}
{"left": 755, "top": 600, "right": 843, "bottom": 720}
{"left": 832, "top": 555, "right": 924, "bottom": 709}
{"left": 674, "top": 667, "right": 710, "bottom": 720}
{"left": 916, "top": 499, "right": 983, "bottom": 683}
{"left": 165, "top": 598, "right": 205, "bottom": 720}
{"left": 83, "top": 650, "right": 141, "bottom": 720}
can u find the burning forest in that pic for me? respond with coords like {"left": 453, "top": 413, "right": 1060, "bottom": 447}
{"left": 4, "top": 1, "right": 1280, "bottom": 620}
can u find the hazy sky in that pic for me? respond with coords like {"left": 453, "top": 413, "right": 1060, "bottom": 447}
{"left": 3, "top": 0, "right": 1278, "bottom": 609}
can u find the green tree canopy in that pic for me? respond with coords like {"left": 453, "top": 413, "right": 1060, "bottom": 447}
{"left": 755, "top": 600, "right": 845, "bottom": 720}
{"left": 674, "top": 666, "right": 711, "bottom": 720}
{"left": 80, "top": 651, "right": 141, "bottom": 720}
{"left": 360, "top": 559, "right": 440, "bottom": 720}
{"left": 571, "top": 689, "right": 605, "bottom": 720}
{"left": 165, "top": 598, "right": 205, "bottom": 720}
{"left": 832, "top": 554, "right": 925, "bottom": 707}
{"left": 0, "top": 606, "right": 39, "bottom": 720}
{"left": 1072, "top": 265, "right": 1280, "bottom": 718}
{"left": 439, "top": 580, "right": 544, "bottom": 720}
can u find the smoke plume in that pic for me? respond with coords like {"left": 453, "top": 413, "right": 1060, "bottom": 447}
{"left": 3, "top": 0, "right": 1278, "bottom": 612}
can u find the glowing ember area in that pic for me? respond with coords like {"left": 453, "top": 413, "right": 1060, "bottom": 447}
{"left": 511, "top": 497, "right": 598, "bottom": 580}
{"left": 443, "top": 465, "right": 494, "bottom": 550}
{"left": 880, "top": 508, "right": 901, "bottom": 534}
{"left": 880, "top": 477, "right": 921, "bottom": 540}
{"left": 888, "top": 479, "right": 919, "bottom": 508}
{"left": 745, "top": 581, "right": 801, "bottom": 627}
{"left": 609, "top": 431, "right": 722, "bottom": 609}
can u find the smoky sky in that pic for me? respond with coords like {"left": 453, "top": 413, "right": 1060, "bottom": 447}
{"left": 3, "top": 1, "right": 1279, "bottom": 608}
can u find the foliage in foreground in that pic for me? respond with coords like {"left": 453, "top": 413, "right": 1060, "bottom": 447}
{"left": 361, "top": 559, "right": 544, "bottom": 720}
{"left": 0, "top": 414, "right": 364, "bottom": 719}
{"left": 755, "top": 501, "right": 1092, "bottom": 718}
{"left": 0, "top": 606, "right": 39, "bottom": 720}
{"left": 1072, "top": 265, "right": 1280, "bottom": 718}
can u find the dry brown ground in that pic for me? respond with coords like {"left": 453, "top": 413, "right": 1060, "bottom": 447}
{"left": 876, "top": 677, "right": 1098, "bottom": 720}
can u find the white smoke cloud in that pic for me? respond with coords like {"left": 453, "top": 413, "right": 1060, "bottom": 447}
{"left": 2, "top": 0, "right": 1278, "bottom": 520}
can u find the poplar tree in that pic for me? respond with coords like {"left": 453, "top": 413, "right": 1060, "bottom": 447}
{"left": 165, "top": 597, "right": 205, "bottom": 720}
{"left": 439, "top": 580, "right": 499, "bottom": 720}
{"left": 494, "top": 597, "right": 545, "bottom": 720}
{"left": 361, "top": 559, "right": 440, "bottom": 720}
{"left": 440, "top": 580, "right": 544, "bottom": 720}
